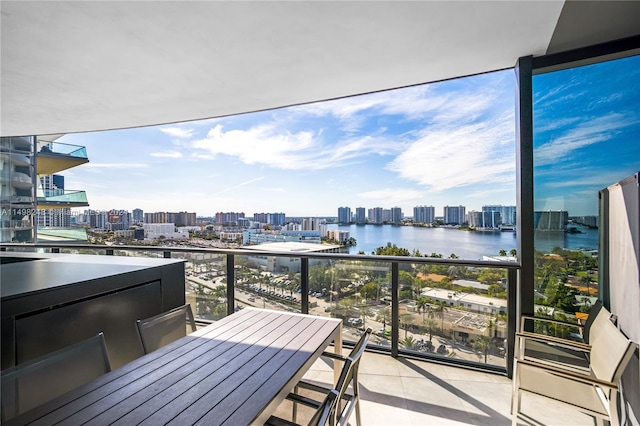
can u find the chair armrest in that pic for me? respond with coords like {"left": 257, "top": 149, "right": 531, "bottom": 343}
{"left": 516, "top": 331, "right": 591, "bottom": 352}
{"left": 519, "top": 315, "right": 584, "bottom": 334}
{"left": 515, "top": 358, "right": 618, "bottom": 391}
{"left": 320, "top": 351, "right": 347, "bottom": 361}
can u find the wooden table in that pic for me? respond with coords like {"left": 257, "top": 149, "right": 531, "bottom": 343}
{"left": 7, "top": 308, "right": 342, "bottom": 426}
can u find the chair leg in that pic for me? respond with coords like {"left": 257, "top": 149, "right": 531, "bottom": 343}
{"left": 354, "top": 381, "right": 362, "bottom": 426}
{"left": 511, "top": 390, "right": 520, "bottom": 426}
{"left": 292, "top": 384, "right": 299, "bottom": 423}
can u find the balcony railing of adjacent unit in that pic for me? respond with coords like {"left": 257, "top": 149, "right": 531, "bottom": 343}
{"left": 36, "top": 227, "right": 88, "bottom": 241}
{"left": 0, "top": 220, "right": 33, "bottom": 230}
{"left": 0, "top": 243, "right": 519, "bottom": 376}
{"left": 36, "top": 189, "right": 88, "bottom": 205}
{"left": 37, "top": 141, "right": 88, "bottom": 159}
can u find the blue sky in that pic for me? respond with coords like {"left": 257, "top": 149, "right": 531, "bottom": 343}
{"left": 60, "top": 54, "right": 638, "bottom": 218}
{"left": 533, "top": 54, "right": 640, "bottom": 216}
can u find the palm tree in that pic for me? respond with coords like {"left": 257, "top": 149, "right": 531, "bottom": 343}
{"left": 416, "top": 297, "right": 430, "bottom": 323}
{"left": 400, "top": 313, "right": 414, "bottom": 339}
{"left": 432, "top": 301, "right": 447, "bottom": 334}
{"left": 401, "top": 335, "right": 417, "bottom": 350}
{"left": 424, "top": 318, "right": 437, "bottom": 342}
{"left": 509, "top": 249, "right": 518, "bottom": 257}
{"left": 580, "top": 274, "right": 592, "bottom": 296}
{"left": 473, "top": 335, "right": 492, "bottom": 363}
{"left": 499, "top": 249, "right": 507, "bottom": 256}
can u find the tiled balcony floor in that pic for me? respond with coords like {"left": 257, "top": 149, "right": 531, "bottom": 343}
{"left": 272, "top": 351, "right": 593, "bottom": 425}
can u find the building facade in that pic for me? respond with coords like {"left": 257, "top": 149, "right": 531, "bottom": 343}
{"left": 444, "top": 205, "right": 466, "bottom": 225}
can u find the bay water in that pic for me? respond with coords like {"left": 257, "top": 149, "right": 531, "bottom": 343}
{"left": 327, "top": 224, "right": 599, "bottom": 260}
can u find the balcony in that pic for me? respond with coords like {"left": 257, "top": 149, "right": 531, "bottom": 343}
{"left": 36, "top": 141, "right": 89, "bottom": 175}
{"left": 36, "top": 189, "right": 89, "bottom": 208}
{"left": 0, "top": 243, "right": 599, "bottom": 424}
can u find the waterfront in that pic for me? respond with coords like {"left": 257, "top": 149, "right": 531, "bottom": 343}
{"left": 328, "top": 224, "right": 598, "bottom": 260}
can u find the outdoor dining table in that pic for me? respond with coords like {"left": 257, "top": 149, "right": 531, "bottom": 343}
{"left": 7, "top": 307, "right": 343, "bottom": 426}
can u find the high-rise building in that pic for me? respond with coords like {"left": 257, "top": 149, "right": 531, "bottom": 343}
{"left": 355, "top": 207, "right": 366, "bottom": 224}
{"left": 132, "top": 208, "right": 143, "bottom": 222}
{"left": 390, "top": 207, "right": 402, "bottom": 224}
{"left": 215, "top": 212, "right": 245, "bottom": 225}
{"left": 534, "top": 210, "right": 568, "bottom": 231}
{"left": 337, "top": 206, "right": 351, "bottom": 224}
{"left": 253, "top": 212, "right": 286, "bottom": 226}
{"left": 37, "top": 174, "right": 70, "bottom": 228}
{"left": 1, "top": 136, "right": 90, "bottom": 243}
{"left": 483, "top": 205, "right": 516, "bottom": 226}
{"left": 444, "top": 205, "right": 466, "bottom": 225}
{"left": 413, "top": 205, "right": 435, "bottom": 224}
{"left": 468, "top": 210, "right": 500, "bottom": 228}
{"left": 368, "top": 207, "right": 384, "bottom": 224}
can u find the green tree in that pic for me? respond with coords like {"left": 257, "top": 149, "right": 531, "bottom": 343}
{"left": 401, "top": 335, "right": 417, "bottom": 350}
{"left": 473, "top": 335, "right": 492, "bottom": 363}
{"left": 499, "top": 249, "right": 507, "bottom": 256}
{"left": 360, "top": 282, "right": 378, "bottom": 300}
{"left": 400, "top": 313, "right": 414, "bottom": 338}
{"left": 424, "top": 318, "right": 437, "bottom": 342}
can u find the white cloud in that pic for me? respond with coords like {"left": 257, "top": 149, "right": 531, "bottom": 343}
{"left": 190, "top": 124, "right": 400, "bottom": 170}
{"left": 150, "top": 151, "right": 183, "bottom": 158}
{"left": 160, "top": 127, "right": 195, "bottom": 139}
{"left": 387, "top": 112, "right": 515, "bottom": 192}
{"left": 535, "top": 112, "right": 636, "bottom": 166}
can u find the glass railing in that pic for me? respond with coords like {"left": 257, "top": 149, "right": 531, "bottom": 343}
{"left": 0, "top": 243, "right": 518, "bottom": 375}
{"left": 36, "top": 227, "right": 88, "bottom": 241}
{"left": 0, "top": 220, "right": 33, "bottom": 229}
{"left": 37, "top": 141, "right": 88, "bottom": 159}
{"left": 36, "top": 189, "right": 88, "bottom": 205}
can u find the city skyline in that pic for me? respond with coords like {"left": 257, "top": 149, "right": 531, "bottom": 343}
{"left": 60, "top": 55, "right": 639, "bottom": 217}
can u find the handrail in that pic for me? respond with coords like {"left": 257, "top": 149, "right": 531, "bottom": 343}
{"left": 0, "top": 242, "right": 520, "bottom": 269}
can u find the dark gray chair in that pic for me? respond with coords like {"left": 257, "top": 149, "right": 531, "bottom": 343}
{"left": 136, "top": 304, "right": 197, "bottom": 354}
{"left": 266, "top": 328, "right": 372, "bottom": 426}
{"left": 1, "top": 332, "right": 111, "bottom": 422}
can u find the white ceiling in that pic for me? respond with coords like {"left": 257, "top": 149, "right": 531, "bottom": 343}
{"left": 1, "top": 1, "right": 639, "bottom": 137}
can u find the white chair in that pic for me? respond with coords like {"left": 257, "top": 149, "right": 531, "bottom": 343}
{"left": 512, "top": 311, "right": 636, "bottom": 426}
{"left": 1, "top": 332, "right": 111, "bottom": 422}
{"left": 136, "top": 304, "right": 197, "bottom": 354}
{"left": 266, "top": 328, "right": 372, "bottom": 426}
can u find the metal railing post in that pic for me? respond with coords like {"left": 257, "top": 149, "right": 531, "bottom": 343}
{"left": 301, "top": 257, "right": 309, "bottom": 314}
{"left": 507, "top": 268, "right": 518, "bottom": 378}
{"left": 227, "top": 254, "right": 235, "bottom": 316}
{"left": 391, "top": 261, "right": 399, "bottom": 358}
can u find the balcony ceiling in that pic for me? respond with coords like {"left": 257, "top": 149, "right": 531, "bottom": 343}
{"left": 1, "top": 1, "right": 639, "bottom": 137}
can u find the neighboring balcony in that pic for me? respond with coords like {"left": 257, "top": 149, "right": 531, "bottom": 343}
{"left": 36, "top": 227, "right": 88, "bottom": 242}
{"left": 36, "top": 189, "right": 89, "bottom": 208}
{"left": 36, "top": 141, "right": 89, "bottom": 175}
